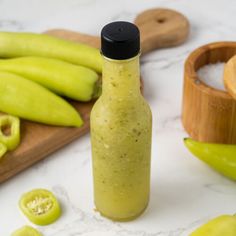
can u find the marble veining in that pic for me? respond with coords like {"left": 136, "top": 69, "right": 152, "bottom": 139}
{"left": 0, "top": 19, "right": 24, "bottom": 30}
{"left": 0, "top": 0, "right": 236, "bottom": 235}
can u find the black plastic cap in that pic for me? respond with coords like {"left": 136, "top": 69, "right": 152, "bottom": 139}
{"left": 101, "top": 21, "right": 140, "bottom": 60}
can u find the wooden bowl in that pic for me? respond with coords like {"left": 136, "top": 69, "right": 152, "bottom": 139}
{"left": 182, "top": 42, "right": 236, "bottom": 144}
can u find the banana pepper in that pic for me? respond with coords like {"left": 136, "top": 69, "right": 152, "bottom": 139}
{"left": 190, "top": 215, "right": 236, "bottom": 236}
{"left": 0, "top": 57, "right": 99, "bottom": 102}
{"left": 184, "top": 138, "right": 236, "bottom": 181}
{"left": 0, "top": 71, "right": 83, "bottom": 127}
{"left": 0, "top": 31, "right": 102, "bottom": 73}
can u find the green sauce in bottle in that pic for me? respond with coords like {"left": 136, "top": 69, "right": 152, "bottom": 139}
{"left": 90, "top": 21, "right": 152, "bottom": 221}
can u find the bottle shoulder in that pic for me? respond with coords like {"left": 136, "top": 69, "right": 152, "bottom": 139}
{"left": 91, "top": 95, "right": 152, "bottom": 126}
{"left": 92, "top": 94, "right": 151, "bottom": 113}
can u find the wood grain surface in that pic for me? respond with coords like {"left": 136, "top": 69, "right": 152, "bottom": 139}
{"left": 0, "top": 8, "right": 189, "bottom": 183}
{"left": 182, "top": 42, "right": 236, "bottom": 144}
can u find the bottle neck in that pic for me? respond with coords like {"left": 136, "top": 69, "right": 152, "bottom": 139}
{"left": 102, "top": 54, "right": 141, "bottom": 98}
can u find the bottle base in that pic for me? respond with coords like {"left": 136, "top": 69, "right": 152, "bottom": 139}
{"left": 95, "top": 203, "right": 148, "bottom": 222}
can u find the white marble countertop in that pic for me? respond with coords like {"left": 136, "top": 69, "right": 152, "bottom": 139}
{"left": 1, "top": 0, "right": 236, "bottom": 235}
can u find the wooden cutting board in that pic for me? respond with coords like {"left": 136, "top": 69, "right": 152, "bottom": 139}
{"left": 0, "top": 8, "right": 189, "bottom": 183}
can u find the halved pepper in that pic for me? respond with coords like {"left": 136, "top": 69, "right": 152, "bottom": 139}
{"left": 0, "top": 142, "right": 7, "bottom": 159}
{"left": 19, "top": 189, "right": 61, "bottom": 226}
{"left": 11, "top": 225, "right": 42, "bottom": 236}
{"left": 0, "top": 115, "right": 20, "bottom": 151}
{"left": 190, "top": 214, "right": 236, "bottom": 236}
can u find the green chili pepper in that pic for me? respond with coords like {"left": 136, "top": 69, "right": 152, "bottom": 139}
{"left": 0, "top": 115, "right": 20, "bottom": 151}
{"left": 19, "top": 189, "right": 61, "bottom": 226}
{"left": 190, "top": 215, "right": 236, "bottom": 236}
{"left": 0, "top": 71, "right": 83, "bottom": 127}
{"left": 0, "top": 142, "right": 7, "bottom": 159}
{"left": 0, "top": 32, "right": 102, "bottom": 73}
{"left": 11, "top": 225, "right": 42, "bottom": 236}
{"left": 184, "top": 138, "right": 236, "bottom": 180}
{"left": 0, "top": 56, "right": 99, "bottom": 101}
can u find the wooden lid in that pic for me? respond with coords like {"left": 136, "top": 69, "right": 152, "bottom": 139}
{"left": 224, "top": 55, "right": 236, "bottom": 99}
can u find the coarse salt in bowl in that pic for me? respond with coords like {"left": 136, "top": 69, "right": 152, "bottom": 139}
{"left": 197, "top": 62, "right": 226, "bottom": 91}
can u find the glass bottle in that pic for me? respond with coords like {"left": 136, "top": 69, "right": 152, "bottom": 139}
{"left": 90, "top": 21, "right": 152, "bottom": 221}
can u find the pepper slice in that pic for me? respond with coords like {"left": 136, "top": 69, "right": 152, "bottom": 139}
{"left": 190, "top": 215, "right": 236, "bottom": 236}
{"left": 0, "top": 142, "right": 7, "bottom": 159}
{"left": 19, "top": 189, "right": 61, "bottom": 226}
{"left": 0, "top": 115, "right": 20, "bottom": 151}
{"left": 11, "top": 226, "right": 42, "bottom": 236}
